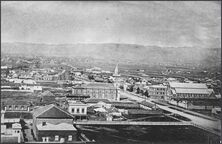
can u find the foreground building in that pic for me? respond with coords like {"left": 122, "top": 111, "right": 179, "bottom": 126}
{"left": 1, "top": 110, "right": 23, "bottom": 143}
{"left": 32, "top": 104, "right": 77, "bottom": 142}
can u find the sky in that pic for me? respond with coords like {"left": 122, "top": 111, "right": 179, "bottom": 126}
{"left": 1, "top": 1, "right": 221, "bottom": 48}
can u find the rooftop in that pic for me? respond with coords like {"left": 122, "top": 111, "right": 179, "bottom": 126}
{"left": 74, "top": 83, "right": 116, "bottom": 89}
{"left": 32, "top": 104, "right": 74, "bottom": 119}
{"left": 140, "top": 100, "right": 156, "bottom": 108}
{"left": 2, "top": 100, "right": 30, "bottom": 106}
{"left": 169, "top": 82, "right": 208, "bottom": 89}
{"left": 37, "top": 122, "right": 77, "bottom": 131}
{"left": 4, "top": 112, "right": 33, "bottom": 119}
{"left": 12, "top": 123, "right": 22, "bottom": 129}
{"left": 149, "top": 85, "right": 167, "bottom": 88}
{"left": 84, "top": 98, "right": 110, "bottom": 104}
{"left": 175, "top": 88, "right": 211, "bottom": 94}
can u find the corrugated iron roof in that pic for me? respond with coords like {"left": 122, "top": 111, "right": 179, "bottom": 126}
{"left": 37, "top": 122, "right": 76, "bottom": 131}
{"left": 32, "top": 104, "right": 74, "bottom": 119}
{"left": 175, "top": 88, "right": 210, "bottom": 94}
{"left": 169, "top": 82, "right": 207, "bottom": 89}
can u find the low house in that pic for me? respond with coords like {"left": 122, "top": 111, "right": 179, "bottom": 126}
{"left": 139, "top": 100, "right": 158, "bottom": 110}
{"left": 1, "top": 123, "right": 23, "bottom": 143}
{"left": 32, "top": 104, "right": 76, "bottom": 142}
{"left": 3, "top": 100, "right": 30, "bottom": 112}
{"left": 19, "top": 85, "right": 42, "bottom": 93}
{"left": 94, "top": 101, "right": 112, "bottom": 109}
{"left": 1, "top": 110, "right": 23, "bottom": 143}
{"left": 94, "top": 107, "right": 107, "bottom": 113}
{"left": 84, "top": 98, "right": 111, "bottom": 106}
{"left": 36, "top": 122, "right": 77, "bottom": 143}
{"left": 67, "top": 100, "right": 88, "bottom": 120}
{"left": 111, "top": 102, "right": 140, "bottom": 109}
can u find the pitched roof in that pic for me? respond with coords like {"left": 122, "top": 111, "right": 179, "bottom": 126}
{"left": 4, "top": 112, "right": 33, "bottom": 119}
{"left": 74, "top": 83, "right": 116, "bottom": 89}
{"left": 3, "top": 100, "right": 29, "bottom": 106}
{"left": 41, "top": 90, "right": 54, "bottom": 97}
{"left": 175, "top": 88, "right": 210, "bottom": 94}
{"left": 12, "top": 123, "right": 22, "bottom": 129}
{"left": 37, "top": 123, "right": 76, "bottom": 131}
{"left": 112, "top": 103, "right": 140, "bottom": 109}
{"left": 149, "top": 85, "right": 167, "bottom": 88}
{"left": 32, "top": 104, "right": 74, "bottom": 119}
{"left": 169, "top": 82, "right": 208, "bottom": 89}
{"left": 94, "top": 107, "right": 107, "bottom": 113}
{"left": 140, "top": 100, "right": 156, "bottom": 108}
{"left": 84, "top": 98, "right": 110, "bottom": 103}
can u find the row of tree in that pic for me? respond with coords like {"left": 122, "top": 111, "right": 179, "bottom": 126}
{"left": 120, "top": 85, "right": 149, "bottom": 97}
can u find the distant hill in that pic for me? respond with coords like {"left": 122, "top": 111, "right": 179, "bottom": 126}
{"left": 1, "top": 42, "right": 221, "bottom": 67}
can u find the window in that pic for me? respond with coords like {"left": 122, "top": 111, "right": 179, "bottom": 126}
{"left": 72, "top": 108, "right": 75, "bottom": 113}
{"left": 77, "top": 108, "right": 80, "bottom": 113}
{"left": 82, "top": 108, "right": 85, "bottom": 114}
{"left": 21, "top": 106, "right": 24, "bottom": 110}
{"left": 42, "top": 137, "right": 46, "bottom": 142}
{"left": 68, "top": 135, "right": 72, "bottom": 141}
{"left": 46, "top": 137, "right": 49, "bottom": 142}
{"left": 15, "top": 106, "right": 18, "bottom": 110}
{"left": 55, "top": 135, "right": 59, "bottom": 141}
{"left": 9, "top": 106, "right": 12, "bottom": 110}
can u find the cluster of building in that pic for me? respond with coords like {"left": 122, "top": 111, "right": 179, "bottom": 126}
{"left": 122, "top": 77, "right": 220, "bottom": 112}
{"left": 1, "top": 101, "right": 91, "bottom": 143}
{"left": 1, "top": 55, "right": 221, "bottom": 143}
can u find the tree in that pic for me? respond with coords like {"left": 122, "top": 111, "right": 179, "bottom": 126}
{"left": 128, "top": 85, "right": 134, "bottom": 92}
{"left": 35, "top": 61, "right": 41, "bottom": 68}
{"left": 144, "top": 90, "right": 149, "bottom": 97}
{"left": 136, "top": 87, "right": 140, "bottom": 94}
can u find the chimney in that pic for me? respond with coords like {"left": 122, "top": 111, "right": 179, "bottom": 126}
{"left": 42, "top": 122, "right": 46, "bottom": 126}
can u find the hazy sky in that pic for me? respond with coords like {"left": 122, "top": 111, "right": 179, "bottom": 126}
{"left": 1, "top": 1, "right": 221, "bottom": 48}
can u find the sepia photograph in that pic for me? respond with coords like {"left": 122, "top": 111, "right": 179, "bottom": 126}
{"left": 1, "top": 1, "right": 221, "bottom": 144}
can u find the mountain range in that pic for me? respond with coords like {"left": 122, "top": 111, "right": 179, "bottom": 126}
{"left": 1, "top": 42, "right": 221, "bottom": 67}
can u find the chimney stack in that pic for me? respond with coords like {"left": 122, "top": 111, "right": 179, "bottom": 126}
{"left": 42, "top": 122, "right": 46, "bottom": 126}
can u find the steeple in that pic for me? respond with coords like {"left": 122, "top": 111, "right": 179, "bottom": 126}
{"left": 114, "top": 64, "right": 118, "bottom": 75}
{"left": 113, "top": 63, "right": 120, "bottom": 77}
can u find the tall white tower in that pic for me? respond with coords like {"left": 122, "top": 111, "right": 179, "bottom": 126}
{"left": 113, "top": 63, "right": 120, "bottom": 77}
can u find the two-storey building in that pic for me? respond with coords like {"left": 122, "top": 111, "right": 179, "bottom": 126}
{"left": 72, "top": 83, "right": 120, "bottom": 101}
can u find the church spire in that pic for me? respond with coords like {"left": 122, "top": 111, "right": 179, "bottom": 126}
{"left": 113, "top": 63, "right": 120, "bottom": 77}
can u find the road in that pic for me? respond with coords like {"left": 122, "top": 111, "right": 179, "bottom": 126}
{"left": 119, "top": 90, "right": 221, "bottom": 136}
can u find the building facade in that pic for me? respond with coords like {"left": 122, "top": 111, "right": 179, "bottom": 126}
{"left": 67, "top": 100, "right": 88, "bottom": 120}
{"left": 72, "top": 83, "right": 120, "bottom": 101}
{"left": 32, "top": 104, "right": 76, "bottom": 142}
{"left": 148, "top": 85, "right": 167, "bottom": 100}
{"left": 167, "top": 82, "right": 216, "bottom": 110}
{"left": 3, "top": 101, "right": 30, "bottom": 112}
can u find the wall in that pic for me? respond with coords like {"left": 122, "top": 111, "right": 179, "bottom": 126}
{"left": 37, "top": 130, "right": 77, "bottom": 142}
{"left": 72, "top": 88, "right": 118, "bottom": 101}
{"left": 68, "top": 105, "right": 87, "bottom": 115}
